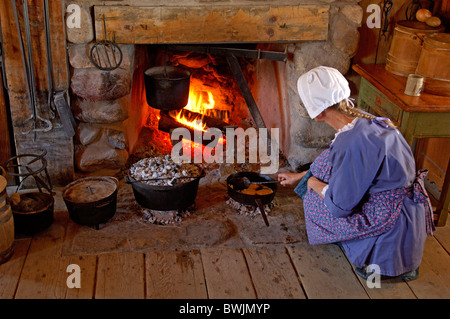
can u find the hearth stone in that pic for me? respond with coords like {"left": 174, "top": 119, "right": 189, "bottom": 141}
{"left": 75, "top": 134, "right": 129, "bottom": 173}
{"left": 72, "top": 95, "right": 130, "bottom": 124}
{"left": 140, "top": 206, "right": 194, "bottom": 225}
{"left": 226, "top": 197, "right": 274, "bottom": 219}
{"left": 330, "top": 14, "right": 360, "bottom": 57}
{"left": 71, "top": 68, "right": 132, "bottom": 101}
{"left": 65, "top": 3, "right": 94, "bottom": 44}
{"left": 68, "top": 43, "right": 134, "bottom": 70}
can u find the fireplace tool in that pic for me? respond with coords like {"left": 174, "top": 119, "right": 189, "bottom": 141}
{"left": 89, "top": 14, "right": 123, "bottom": 71}
{"left": 374, "top": 0, "right": 393, "bottom": 64}
{"left": 11, "top": 0, "right": 52, "bottom": 139}
{"left": 3, "top": 149, "right": 54, "bottom": 195}
{"left": 42, "top": 0, "right": 76, "bottom": 137}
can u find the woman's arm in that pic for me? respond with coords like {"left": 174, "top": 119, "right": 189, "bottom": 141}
{"left": 307, "top": 176, "right": 328, "bottom": 199}
{"left": 278, "top": 171, "right": 307, "bottom": 186}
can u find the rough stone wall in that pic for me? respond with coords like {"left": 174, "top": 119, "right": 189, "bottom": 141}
{"left": 66, "top": 1, "right": 135, "bottom": 174}
{"left": 281, "top": 1, "right": 363, "bottom": 170}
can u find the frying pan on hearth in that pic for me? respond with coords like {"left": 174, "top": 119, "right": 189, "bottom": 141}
{"left": 227, "top": 172, "right": 278, "bottom": 227}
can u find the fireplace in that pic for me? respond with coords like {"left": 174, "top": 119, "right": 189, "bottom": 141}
{"left": 1, "top": 0, "right": 364, "bottom": 186}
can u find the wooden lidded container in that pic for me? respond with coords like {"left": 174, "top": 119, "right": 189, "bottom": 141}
{"left": 416, "top": 33, "right": 450, "bottom": 97}
{"left": 0, "top": 174, "right": 14, "bottom": 264}
{"left": 385, "top": 21, "right": 444, "bottom": 77}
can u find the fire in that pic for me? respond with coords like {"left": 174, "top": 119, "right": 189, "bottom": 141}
{"left": 173, "top": 112, "right": 206, "bottom": 131}
{"left": 172, "top": 85, "right": 216, "bottom": 132}
{"left": 185, "top": 90, "right": 215, "bottom": 114}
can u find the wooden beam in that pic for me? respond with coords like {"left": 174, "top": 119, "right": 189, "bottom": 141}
{"left": 94, "top": 4, "right": 329, "bottom": 44}
{"left": 169, "top": 45, "right": 287, "bottom": 62}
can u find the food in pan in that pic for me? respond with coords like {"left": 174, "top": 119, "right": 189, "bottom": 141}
{"left": 233, "top": 183, "right": 273, "bottom": 196}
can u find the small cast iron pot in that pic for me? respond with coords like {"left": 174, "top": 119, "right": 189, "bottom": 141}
{"left": 63, "top": 176, "right": 119, "bottom": 227}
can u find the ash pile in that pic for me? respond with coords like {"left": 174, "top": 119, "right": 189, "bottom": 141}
{"left": 129, "top": 155, "right": 201, "bottom": 186}
{"left": 140, "top": 205, "right": 196, "bottom": 225}
{"left": 226, "top": 197, "right": 275, "bottom": 219}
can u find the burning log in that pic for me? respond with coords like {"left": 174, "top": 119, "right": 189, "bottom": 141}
{"left": 167, "top": 109, "right": 230, "bottom": 132}
{"left": 158, "top": 112, "right": 216, "bottom": 147}
{"left": 158, "top": 111, "right": 200, "bottom": 136}
{"left": 158, "top": 109, "right": 233, "bottom": 147}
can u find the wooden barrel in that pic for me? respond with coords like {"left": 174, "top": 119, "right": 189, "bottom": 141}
{"left": 416, "top": 33, "right": 450, "bottom": 97}
{"left": 385, "top": 21, "right": 444, "bottom": 77}
{"left": 0, "top": 175, "right": 14, "bottom": 265}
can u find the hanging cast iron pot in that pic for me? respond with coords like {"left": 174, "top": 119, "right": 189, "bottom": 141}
{"left": 144, "top": 65, "right": 191, "bottom": 111}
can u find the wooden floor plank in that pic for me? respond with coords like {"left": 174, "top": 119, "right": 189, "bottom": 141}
{"left": 201, "top": 247, "right": 256, "bottom": 299}
{"left": 353, "top": 268, "right": 416, "bottom": 299}
{"left": 61, "top": 255, "right": 97, "bottom": 299}
{"left": 0, "top": 239, "right": 31, "bottom": 299}
{"left": 145, "top": 250, "right": 208, "bottom": 299}
{"left": 95, "top": 252, "right": 145, "bottom": 299}
{"left": 287, "top": 243, "right": 369, "bottom": 299}
{"left": 14, "top": 216, "right": 70, "bottom": 299}
{"left": 243, "top": 247, "right": 306, "bottom": 299}
{"left": 434, "top": 223, "right": 450, "bottom": 253}
{"left": 406, "top": 236, "right": 450, "bottom": 298}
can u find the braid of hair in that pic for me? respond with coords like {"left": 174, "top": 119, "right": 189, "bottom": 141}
{"left": 333, "top": 100, "right": 396, "bottom": 128}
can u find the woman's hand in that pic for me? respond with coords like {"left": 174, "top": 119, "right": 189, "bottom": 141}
{"left": 277, "top": 171, "right": 307, "bottom": 186}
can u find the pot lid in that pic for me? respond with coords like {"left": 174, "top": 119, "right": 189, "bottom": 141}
{"left": 396, "top": 20, "right": 445, "bottom": 32}
{"left": 63, "top": 177, "right": 117, "bottom": 203}
{"left": 144, "top": 66, "right": 191, "bottom": 80}
{"left": 424, "top": 33, "right": 450, "bottom": 49}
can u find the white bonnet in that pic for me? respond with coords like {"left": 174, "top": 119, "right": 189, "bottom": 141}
{"left": 297, "top": 66, "right": 351, "bottom": 119}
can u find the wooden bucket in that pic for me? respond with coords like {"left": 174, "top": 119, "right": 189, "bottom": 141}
{"left": 0, "top": 175, "right": 14, "bottom": 265}
{"left": 416, "top": 33, "right": 450, "bottom": 97}
{"left": 385, "top": 21, "right": 444, "bottom": 77}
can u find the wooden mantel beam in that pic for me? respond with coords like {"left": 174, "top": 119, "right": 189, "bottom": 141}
{"left": 94, "top": 4, "right": 329, "bottom": 44}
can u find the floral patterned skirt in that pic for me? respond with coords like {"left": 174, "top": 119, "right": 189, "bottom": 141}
{"left": 303, "top": 149, "right": 433, "bottom": 245}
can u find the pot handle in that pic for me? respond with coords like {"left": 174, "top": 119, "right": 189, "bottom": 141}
{"left": 255, "top": 198, "right": 269, "bottom": 227}
{"left": 124, "top": 175, "right": 134, "bottom": 184}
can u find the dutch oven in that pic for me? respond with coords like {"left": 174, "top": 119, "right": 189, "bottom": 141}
{"left": 126, "top": 166, "right": 205, "bottom": 211}
{"left": 63, "top": 176, "right": 119, "bottom": 227}
{"left": 227, "top": 171, "right": 278, "bottom": 226}
{"left": 144, "top": 65, "right": 191, "bottom": 110}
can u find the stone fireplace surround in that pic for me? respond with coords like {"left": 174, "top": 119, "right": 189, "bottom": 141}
{"left": 12, "top": 0, "right": 364, "bottom": 185}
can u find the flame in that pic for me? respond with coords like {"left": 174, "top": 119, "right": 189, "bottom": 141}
{"left": 172, "top": 87, "right": 216, "bottom": 132}
{"left": 185, "top": 90, "right": 215, "bottom": 113}
{"left": 174, "top": 112, "right": 207, "bottom": 131}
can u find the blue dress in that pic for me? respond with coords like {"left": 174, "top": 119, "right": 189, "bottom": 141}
{"left": 300, "top": 117, "right": 434, "bottom": 277}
